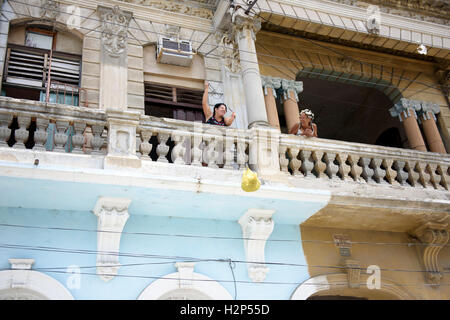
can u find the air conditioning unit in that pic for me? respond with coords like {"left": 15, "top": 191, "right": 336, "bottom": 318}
{"left": 156, "top": 37, "right": 194, "bottom": 67}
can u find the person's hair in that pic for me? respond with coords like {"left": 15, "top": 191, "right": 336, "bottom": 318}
{"left": 212, "top": 103, "right": 227, "bottom": 117}
{"left": 300, "top": 108, "right": 314, "bottom": 121}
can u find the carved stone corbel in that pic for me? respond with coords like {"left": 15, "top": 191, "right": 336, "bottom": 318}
{"left": 238, "top": 209, "right": 275, "bottom": 282}
{"left": 92, "top": 197, "right": 131, "bottom": 282}
{"left": 410, "top": 221, "right": 449, "bottom": 286}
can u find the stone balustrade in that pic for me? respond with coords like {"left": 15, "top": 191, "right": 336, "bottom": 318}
{"left": 0, "top": 96, "right": 107, "bottom": 154}
{"left": 138, "top": 116, "right": 249, "bottom": 169}
{"left": 280, "top": 134, "right": 450, "bottom": 190}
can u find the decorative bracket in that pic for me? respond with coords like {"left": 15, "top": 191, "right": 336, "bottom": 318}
{"left": 410, "top": 222, "right": 449, "bottom": 286}
{"left": 92, "top": 197, "right": 131, "bottom": 282}
{"left": 238, "top": 209, "right": 275, "bottom": 282}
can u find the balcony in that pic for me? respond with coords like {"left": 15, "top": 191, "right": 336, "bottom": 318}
{"left": 0, "top": 96, "right": 448, "bottom": 232}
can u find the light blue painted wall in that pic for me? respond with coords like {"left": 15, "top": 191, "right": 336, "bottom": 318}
{"left": 0, "top": 207, "right": 310, "bottom": 300}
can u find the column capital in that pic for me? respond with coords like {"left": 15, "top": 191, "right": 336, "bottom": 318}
{"left": 389, "top": 98, "right": 422, "bottom": 121}
{"left": 420, "top": 101, "right": 441, "bottom": 121}
{"left": 261, "top": 76, "right": 282, "bottom": 97}
{"left": 97, "top": 5, "right": 132, "bottom": 57}
{"left": 281, "top": 79, "right": 303, "bottom": 102}
{"left": 232, "top": 14, "right": 261, "bottom": 41}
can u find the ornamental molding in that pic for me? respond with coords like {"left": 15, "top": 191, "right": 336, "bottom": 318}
{"left": 92, "top": 197, "right": 131, "bottom": 282}
{"left": 238, "top": 208, "right": 275, "bottom": 282}
{"left": 409, "top": 221, "right": 449, "bottom": 286}
{"left": 390, "top": 98, "right": 441, "bottom": 121}
{"left": 118, "top": 0, "right": 214, "bottom": 19}
{"left": 40, "top": 0, "right": 60, "bottom": 20}
{"left": 97, "top": 5, "right": 132, "bottom": 57}
{"left": 216, "top": 32, "right": 241, "bottom": 73}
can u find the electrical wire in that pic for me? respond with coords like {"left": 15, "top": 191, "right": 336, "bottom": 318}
{"left": 2, "top": 0, "right": 447, "bottom": 97}
{"left": 1, "top": 242, "right": 449, "bottom": 275}
{"left": 0, "top": 12, "right": 444, "bottom": 100}
{"left": 248, "top": 6, "right": 449, "bottom": 95}
{"left": 0, "top": 223, "right": 447, "bottom": 248}
{"left": 1, "top": 266, "right": 448, "bottom": 288}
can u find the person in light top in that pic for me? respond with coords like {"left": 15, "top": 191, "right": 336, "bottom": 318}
{"left": 202, "top": 82, "right": 236, "bottom": 126}
{"left": 289, "top": 108, "right": 318, "bottom": 137}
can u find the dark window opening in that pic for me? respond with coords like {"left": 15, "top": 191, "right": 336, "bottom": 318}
{"left": 144, "top": 82, "right": 205, "bottom": 122}
{"left": 2, "top": 27, "right": 83, "bottom": 107}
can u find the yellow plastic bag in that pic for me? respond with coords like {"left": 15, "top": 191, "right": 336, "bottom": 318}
{"left": 241, "top": 168, "right": 261, "bottom": 192}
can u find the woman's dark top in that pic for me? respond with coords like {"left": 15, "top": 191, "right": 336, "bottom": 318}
{"left": 206, "top": 117, "right": 226, "bottom": 126}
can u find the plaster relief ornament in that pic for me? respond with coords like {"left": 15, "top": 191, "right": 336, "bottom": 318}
{"left": 40, "top": 0, "right": 60, "bottom": 20}
{"left": 98, "top": 6, "right": 132, "bottom": 57}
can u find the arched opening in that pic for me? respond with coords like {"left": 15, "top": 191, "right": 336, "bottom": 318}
{"left": 291, "top": 274, "right": 414, "bottom": 300}
{"left": 276, "top": 75, "right": 408, "bottom": 148}
{"left": 1, "top": 20, "right": 84, "bottom": 106}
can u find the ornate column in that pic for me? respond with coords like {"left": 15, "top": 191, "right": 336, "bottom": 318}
{"left": 281, "top": 79, "right": 303, "bottom": 133}
{"left": 261, "top": 76, "right": 281, "bottom": 130}
{"left": 419, "top": 102, "right": 446, "bottom": 154}
{"left": 97, "top": 6, "right": 132, "bottom": 111}
{"left": 389, "top": 98, "right": 427, "bottom": 151}
{"left": 232, "top": 13, "right": 268, "bottom": 128}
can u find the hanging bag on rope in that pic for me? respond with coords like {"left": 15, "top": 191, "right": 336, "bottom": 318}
{"left": 241, "top": 167, "right": 261, "bottom": 192}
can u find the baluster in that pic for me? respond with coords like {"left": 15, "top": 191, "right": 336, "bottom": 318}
{"left": 393, "top": 160, "right": 409, "bottom": 186}
{"left": 156, "top": 131, "right": 170, "bottom": 163}
{"left": 53, "top": 120, "right": 69, "bottom": 152}
{"left": 191, "top": 132, "right": 203, "bottom": 166}
{"left": 404, "top": 160, "right": 418, "bottom": 187}
{"left": 358, "top": 157, "right": 374, "bottom": 183}
{"left": 91, "top": 124, "right": 105, "bottom": 155}
{"left": 33, "top": 117, "right": 49, "bottom": 151}
{"left": 287, "top": 147, "right": 301, "bottom": 176}
{"left": 324, "top": 152, "right": 339, "bottom": 180}
{"left": 436, "top": 164, "right": 449, "bottom": 190}
{"left": 135, "top": 133, "right": 141, "bottom": 158}
{"left": 223, "top": 136, "right": 235, "bottom": 170}
{"left": 215, "top": 136, "right": 224, "bottom": 168}
{"left": 203, "top": 136, "right": 218, "bottom": 168}
{"left": 312, "top": 151, "right": 326, "bottom": 178}
{"left": 337, "top": 153, "right": 352, "bottom": 181}
{"left": 0, "top": 113, "right": 13, "bottom": 147}
{"left": 14, "top": 116, "right": 31, "bottom": 149}
{"left": 236, "top": 138, "right": 247, "bottom": 170}
{"left": 300, "top": 150, "right": 314, "bottom": 178}
{"left": 425, "top": 163, "right": 438, "bottom": 189}
{"left": 279, "top": 144, "right": 289, "bottom": 173}
{"left": 139, "top": 129, "right": 152, "bottom": 160}
{"left": 370, "top": 158, "right": 385, "bottom": 184}
{"left": 171, "top": 131, "right": 187, "bottom": 165}
{"left": 347, "top": 155, "right": 363, "bottom": 182}
{"left": 382, "top": 159, "right": 398, "bottom": 186}
{"left": 71, "top": 121, "right": 86, "bottom": 154}
{"left": 413, "top": 162, "right": 426, "bottom": 188}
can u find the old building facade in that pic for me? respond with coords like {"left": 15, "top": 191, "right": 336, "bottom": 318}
{"left": 0, "top": 0, "right": 448, "bottom": 300}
